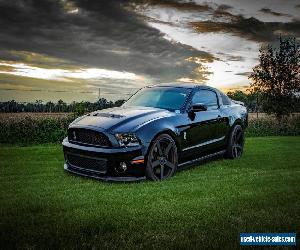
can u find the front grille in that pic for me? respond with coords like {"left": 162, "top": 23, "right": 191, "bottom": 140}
{"left": 68, "top": 128, "right": 111, "bottom": 147}
{"left": 66, "top": 153, "right": 107, "bottom": 173}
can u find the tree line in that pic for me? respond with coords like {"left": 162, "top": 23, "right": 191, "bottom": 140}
{"left": 0, "top": 93, "right": 263, "bottom": 114}
{"left": 0, "top": 98, "right": 126, "bottom": 115}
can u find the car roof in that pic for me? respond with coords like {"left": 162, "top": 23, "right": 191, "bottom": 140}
{"left": 148, "top": 82, "right": 219, "bottom": 92}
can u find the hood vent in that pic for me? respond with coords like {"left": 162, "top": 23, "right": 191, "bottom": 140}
{"left": 89, "top": 112, "right": 124, "bottom": 118}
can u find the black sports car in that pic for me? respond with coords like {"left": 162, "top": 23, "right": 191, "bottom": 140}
{"left": 63, "top": 83, "right": 248, "bottom": 181}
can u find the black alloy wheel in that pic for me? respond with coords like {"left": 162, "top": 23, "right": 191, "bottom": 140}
{"left": 146, "top": 134, "right": 178, "bottom": 181}
{"left": 225, "top": 125, "right": 245, "bottom": 159}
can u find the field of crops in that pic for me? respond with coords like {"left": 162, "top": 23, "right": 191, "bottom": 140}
{"left": 0, "top": 112, "right": 72, "bottom": 120}
{"left": 1, "top": 112, "right": 299, "bottom": 121}
{"left": 1, "top": 112, "right": 300, "bottom": 144}
{"left": 248, "top": 112, "right": 300, "bottom": 120}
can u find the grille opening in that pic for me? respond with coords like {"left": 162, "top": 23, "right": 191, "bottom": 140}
{"left": 68, "top": 128, "right": 111, "bottom": 147}
{"left": 66, "top": 153, "right": 107, "bottom": 173}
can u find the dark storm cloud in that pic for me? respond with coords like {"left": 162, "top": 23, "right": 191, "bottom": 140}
{"left": 191, "top": 16, "right": 300, "bottom": 43}
{"left": 0, "top": 50, "right": 78, "bottom": 70}
{"left": 235, "top": 72, "right": 251, "bottom": 76}
{"left": 133, "top": 0, "right": 212, "bottom": 11}
{"left": 259, "top": 8, "right": 290, "bottom": 17}
{"left": 136, "top": 0, "right": 299, "bottom": 43}
{"left": 215, "top": 4, "right": 232, "bottom": 11}
{"left": 0, "top": 0, "right": 213, "bottom": 82}
{"left": 216, "top": 53, "right": 244, "bottom": 62}
{"left": 213, "top": 4, "right": 236, "bottom": 20}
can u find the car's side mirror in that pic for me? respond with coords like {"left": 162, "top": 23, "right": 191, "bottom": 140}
{"left": 191, "top": 103, "right": 207, "bottom": 112}
{"left": 188, "top": 103, "right": 207, "bottom": 121}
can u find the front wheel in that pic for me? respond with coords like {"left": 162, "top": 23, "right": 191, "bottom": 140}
{"left": 146, "top": 134, "right": 178, "bottom": 181}
{"left": 225, "top": 125, "right": 245, "bottom": 159}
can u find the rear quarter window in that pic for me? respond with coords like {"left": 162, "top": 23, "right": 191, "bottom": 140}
{"left": 220, "top": 92, "right": 231, "bottom": 106}
{"left": 192, "top": 90, "right": 219, "bottom": 110}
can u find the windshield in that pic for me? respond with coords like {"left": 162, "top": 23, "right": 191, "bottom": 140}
{"left": 123, "top": 87, "right": 190, "bottom": 111}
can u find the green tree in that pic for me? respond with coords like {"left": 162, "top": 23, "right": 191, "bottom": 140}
{"left": 227, "top": 90, "right": 258, "bottom": 112}
{"left": 227, "top": 90, "right": 248, "bottom": 104}
{"left": 45, "top": 101, "right": 55, "bottom": 112}
{"left": 114, "top": 99, "right": 126, "bottom": 107}
{"left": 74, "top": 102, "right": 86, "bottom": 116}
{"left": 57, "top": 99, "right": 67, "bottom": 112}
{"left": 249, "top": 37, "right": 300, "bottom": 119}
{"left": 35, "top": 100, "right": 43, "bottom": 112}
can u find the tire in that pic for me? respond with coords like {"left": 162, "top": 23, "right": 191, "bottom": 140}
{"left": 225, "top": 125, "right": 245, "bottom": 159}
{"left": 146, "top": 134, "right": 178, "bottom": 181}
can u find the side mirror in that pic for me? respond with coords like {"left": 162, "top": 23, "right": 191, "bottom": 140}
{"left": 191, "top": 103, "right": 207, "bottom": 112}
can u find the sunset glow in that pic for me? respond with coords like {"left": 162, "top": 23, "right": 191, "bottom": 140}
{"left": 0, "top": 62, "right": 141, "bottom": 81}
{"left": 0, "top": 0, "right": 298, "bottom": 102}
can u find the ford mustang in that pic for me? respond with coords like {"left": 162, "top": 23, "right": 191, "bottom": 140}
{"left": 63, "top": 83, "right": 248, "bottom": 181}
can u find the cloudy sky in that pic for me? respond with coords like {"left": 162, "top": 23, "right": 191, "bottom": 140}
{"left": 0, "top": 0, "right": 299, "bottom": 102}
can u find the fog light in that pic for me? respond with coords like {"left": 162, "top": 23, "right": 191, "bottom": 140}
{"left": 120, "top": 162, "right": 127, "bottom": 171}
{"left": 115, "top": 162, "right": 127, "bottom": 173}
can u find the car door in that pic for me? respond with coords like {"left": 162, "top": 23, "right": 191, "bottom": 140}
{"left": 182, "top": 89, "right": 224, "bottom": 157}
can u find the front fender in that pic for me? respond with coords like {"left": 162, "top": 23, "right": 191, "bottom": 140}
{"left": 135, "top": 117, "right": 181, "bottom": 154}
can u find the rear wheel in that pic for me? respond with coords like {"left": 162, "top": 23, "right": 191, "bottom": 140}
{"left": 146, "top": 134, "right": 178, "bottom": 181}
{"left": 225, "top": 125, "right": 245, "bottom": 159}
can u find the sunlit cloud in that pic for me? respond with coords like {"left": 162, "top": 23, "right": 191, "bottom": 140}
{"left": 0, "top": 62, "right": 142, "bottom": 82}
{"left": 178, "top": 56, "right": 213, "bottom": 83}
{"left": 144, "top": 19, "right": 259, "bottom": 88}
{"left": 61, "top": 0, "right": 80, "bottom": 14}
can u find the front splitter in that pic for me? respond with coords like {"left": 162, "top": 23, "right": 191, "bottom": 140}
{"left": 64, "top": 164, "right": 146, "bottom": 182}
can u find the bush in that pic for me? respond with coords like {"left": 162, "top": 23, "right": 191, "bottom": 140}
{"left": 0, "top": 114, "right": 299, "bottom": 144}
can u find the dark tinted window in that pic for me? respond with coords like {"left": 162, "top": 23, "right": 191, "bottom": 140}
{"left": 192, "top": 90, "right": 218, "bottom": 110}
{"left": 220, "top": 92, "right": 231, "bottom": 105}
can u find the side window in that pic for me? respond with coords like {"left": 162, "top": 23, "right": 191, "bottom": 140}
{"left": 192, "top": 90, "right": 219, "bottom": 110}
{"left": 220, "top": 92, "right": 231, "bottom": 106}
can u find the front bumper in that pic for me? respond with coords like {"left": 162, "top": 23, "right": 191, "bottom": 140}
{"left": 62, "top": 138, "right": 147, "bottom": 182}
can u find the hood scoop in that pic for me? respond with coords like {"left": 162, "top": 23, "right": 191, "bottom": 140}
{"left": 89, "top": 112, "right": 124, "bottom": 119}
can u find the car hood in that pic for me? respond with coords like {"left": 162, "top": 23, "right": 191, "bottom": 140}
{"left": 72, "top": 106, "right": 174, "bottom": 132}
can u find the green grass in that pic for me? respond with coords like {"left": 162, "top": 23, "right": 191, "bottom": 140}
{"left": 1, "top": 137, "right": 300, "bottom": 249}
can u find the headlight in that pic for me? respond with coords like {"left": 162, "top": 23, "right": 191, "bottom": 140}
{"left": 115, "top": 133, "right": 140, "bottom": 147}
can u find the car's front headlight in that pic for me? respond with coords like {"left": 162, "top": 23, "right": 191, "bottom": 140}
{"left": 115, "top": 133, "right": 140, "bottom": 147}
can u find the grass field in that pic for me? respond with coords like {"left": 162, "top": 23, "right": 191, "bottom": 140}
{"left": 1, "top": 137, "right": 299, "bottom": 249}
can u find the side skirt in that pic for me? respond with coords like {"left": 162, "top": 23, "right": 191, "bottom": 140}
{"left": 178, "top": 150, "right": 226, "bottom": 169}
